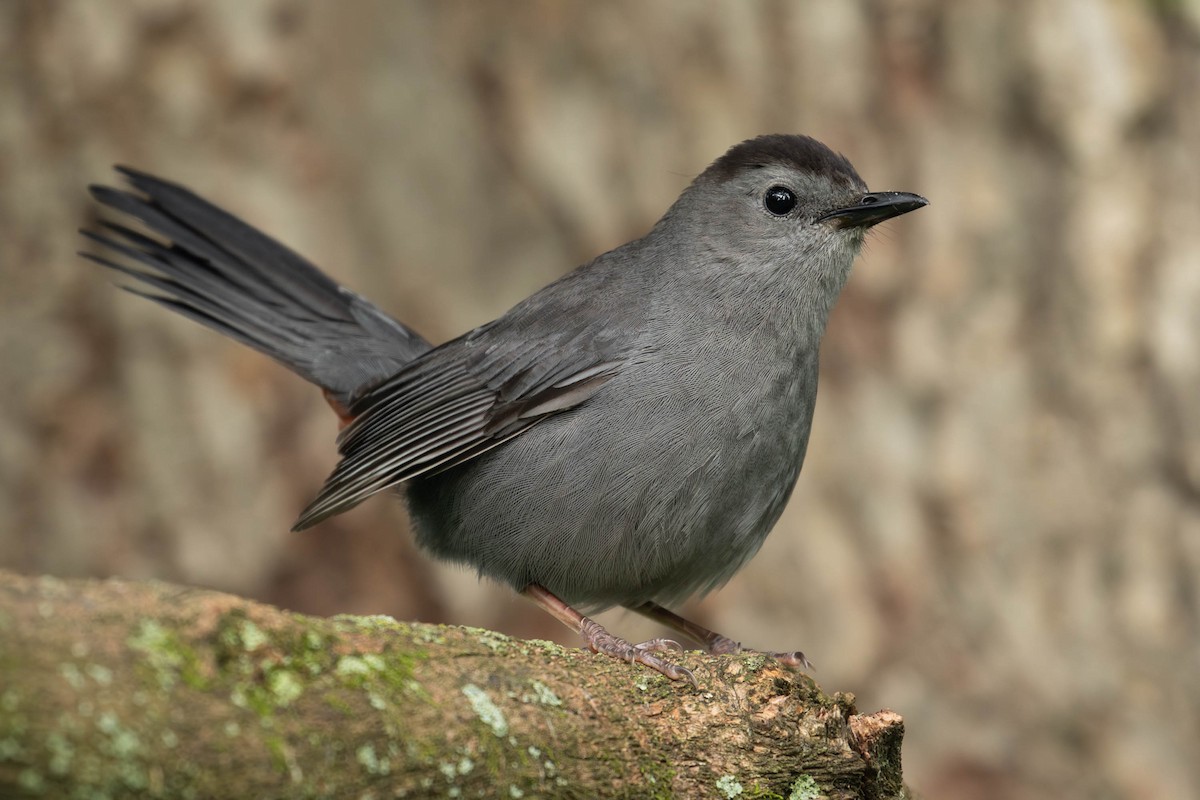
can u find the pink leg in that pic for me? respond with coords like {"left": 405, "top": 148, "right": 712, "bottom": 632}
{"left": 522, "top": 585, "right": 698, "bottom": 688}
{"left": 629, "top": 600, "right": 813, "bottom": 670}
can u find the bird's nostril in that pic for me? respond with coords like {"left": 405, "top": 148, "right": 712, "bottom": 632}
{"left": 860, "top": 194, "right": 879, "bottom": 205}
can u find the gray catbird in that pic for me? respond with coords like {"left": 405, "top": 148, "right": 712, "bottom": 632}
{"left": 83, "top": 134, "right": 926, "bottom": 686}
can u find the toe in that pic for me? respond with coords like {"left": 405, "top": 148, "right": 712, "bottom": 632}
{"left": 633, "top": 638, "right": 684, "bottom": 654}
{"left": 635, "top": 651, "right": 699, "bottom": 690}
{"left": 767, "top": 650, "right": 814, "bottom": 671}
{"left": 662, "top": 663, "right": 699, "bottom": 690}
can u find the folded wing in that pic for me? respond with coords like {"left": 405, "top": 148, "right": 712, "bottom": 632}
{"left": 291, "top": 323, "right": 627, "bottom": 529}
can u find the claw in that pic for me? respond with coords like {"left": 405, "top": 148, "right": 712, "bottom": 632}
{"left": 633, "top": 638, "right": 685, "bottom": 655}
{"left": 522, "top": 585, "right": 699, "bottom": 689}
{"left": 579, "top": 619, "right": 698, "bottom": 688}
{"left": 702, "top": 633, "right": 814, "bottom": 672}
{"left": 656, "top": 661, "right": 698, "bottom": 690}
{"left": 624, "top": 599, "right": 814, "bottom": 674}
{"left": 765, "top": 650, "right": 815, "bottom": 671}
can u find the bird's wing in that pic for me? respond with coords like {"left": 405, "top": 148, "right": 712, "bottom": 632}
{"left": 291, "top": 320, "right": 627, "bottom": 530}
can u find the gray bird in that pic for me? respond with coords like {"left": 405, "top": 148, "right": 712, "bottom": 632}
{"left": 83, "top": 135, "right": 926, "bottom": 686}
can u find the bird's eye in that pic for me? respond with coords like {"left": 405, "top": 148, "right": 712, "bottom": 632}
{"left": 764, "top": 186, "right": 797, "bottom": 216}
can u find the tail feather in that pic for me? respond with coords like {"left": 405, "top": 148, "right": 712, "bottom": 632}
{"left": 83, "top": 168, "right": 430, "bottom": 400}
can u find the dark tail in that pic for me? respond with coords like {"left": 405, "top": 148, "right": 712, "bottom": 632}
{"left": 82, "top": 167, "right": 431, "bottom": 402}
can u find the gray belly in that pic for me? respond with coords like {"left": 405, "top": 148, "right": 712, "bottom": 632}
{"left": 404, "top": 359, "right": 818, "bottom": 610}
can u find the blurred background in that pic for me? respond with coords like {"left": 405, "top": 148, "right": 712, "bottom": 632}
{"left": 2, "top": 1, "right": 1198, "bottom": 797}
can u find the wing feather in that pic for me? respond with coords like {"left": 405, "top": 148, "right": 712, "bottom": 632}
{"left": 292, "top": 342, "right": 623, "bottom": 530}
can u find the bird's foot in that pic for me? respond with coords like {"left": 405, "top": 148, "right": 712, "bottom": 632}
{"left": 625, "top": 600, "right": 815, "bottom": 672}
{"left": 579, "top": 618, "right": 698, "bottom": 689}
{"left": 707, "top": 634, "right": 814, "bottom": 671}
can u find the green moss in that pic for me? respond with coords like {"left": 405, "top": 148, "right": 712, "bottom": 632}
{"left": 520, "top": 637, "right": 569, "bottom": 657}
{"left": 213, "top": 611, "right": 401, "bottom": 725}
{"left": 238, "top": 620, "right": 268, "bottom": 652}
{"left": 267, "top": 669, "right": 303, "bottom": 706}
{"left": 458, "top": 626, "right": 513, "bottom": 653}
{"left": 322, "top": 692, "right": 354, "bottom": 715}
{"left": 636, "top": 758, "right": 678, "bottom": 799}
{"left": 356, "top": 742, "right": 391, "bottom": 776}
{"left": 127, "top": 619, "right": 207, "bottom": 690}
{"left": 641, "top": 675, "right": 684, "bottom": 703}
{"left": 264, "top": 735, "right": 290, "bottom": 775}
{"left": 303, "top": 636, "right": 423, "bottom": 744}
{"left": 331, "top": 613, "right": 405, "bottom": 633}
{"left": 335, "top": 654, "right": 374, "bottom": 679}
{"left": 45, "top": 732, "right": 73, "bottom": 776}
{"left": 293, "top": 630, "right": 332, "bottom": 676}
{"left": 215, "top": 611, "right": 251, "bottom": 652}
{"left": 741, "top": 653, "right": 769, "bottom": 673}
{"left": 21, "top": 705, "right": 153, "bottom": 798}
{"left": 85, "top": 664, "right": 113, "bottom": 686}
{"left": 95, "top": 711, "right": 142, "bottom": 759}
{"left": 335, "top": 646, "right": 423, "bottom": 699}
{"left": 58, "top": 663, "right": 85, "bottom": 691}
{"left": 413, "top": 625, "right": 447, "bottom": 646}
{"left": 115, "top": 758, "right": 148, "bottom": 791}
{"left": 17, "top": 768, "right": 45, "bottom": 793}
{"left": 229, "top": 681, "right": 276, "bottom": 719}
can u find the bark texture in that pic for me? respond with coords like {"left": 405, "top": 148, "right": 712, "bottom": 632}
{"left": 0, "top": 571, "right": 905, "bottom": 799}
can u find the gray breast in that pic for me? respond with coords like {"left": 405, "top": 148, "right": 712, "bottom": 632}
{"left": 404, "top": 344, "right": 820, "bottom": 612}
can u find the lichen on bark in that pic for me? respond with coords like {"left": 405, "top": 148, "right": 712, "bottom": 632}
{"left": 0, "top": 571, "right": 907, "bottom": 799}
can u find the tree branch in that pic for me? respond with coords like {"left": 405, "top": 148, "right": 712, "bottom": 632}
{"left": 0, "top": 570, "right": 907, "bottom": 798}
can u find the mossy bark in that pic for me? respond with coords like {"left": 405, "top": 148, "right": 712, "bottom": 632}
{"left": 0, "top": 571, "right": 907, "bottom": 799}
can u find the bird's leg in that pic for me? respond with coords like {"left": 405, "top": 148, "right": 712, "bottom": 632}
{"left": 521, "top": 584, "right": 698, "bottom": 688}
{"left": 629, "top": 600, "right": 813, "bottom": 670}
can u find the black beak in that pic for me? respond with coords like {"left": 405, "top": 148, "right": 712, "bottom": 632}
{"left": 818, "top": 191, "right": 928, "bottom": 229}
